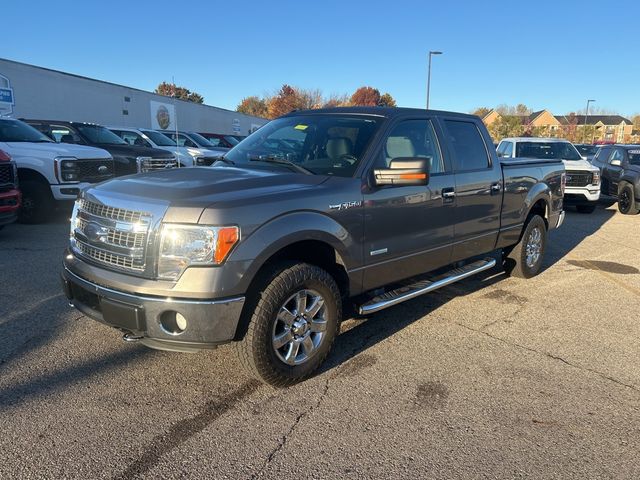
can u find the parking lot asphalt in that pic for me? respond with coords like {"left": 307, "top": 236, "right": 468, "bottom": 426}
{"left": 1, "top": 205, "right": 639, "bottom": 479}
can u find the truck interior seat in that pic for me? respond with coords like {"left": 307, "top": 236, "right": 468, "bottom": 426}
{"left": 326, "top": 137, "right": 353, "bottom": 161}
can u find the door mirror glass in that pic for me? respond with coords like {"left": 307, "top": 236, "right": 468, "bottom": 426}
{"left": 374, "top": 157, "right": 430, "bottom": 186}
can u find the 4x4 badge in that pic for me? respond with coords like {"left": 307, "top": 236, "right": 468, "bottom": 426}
{"left": 329, "top": 201, "right": 362, "bottom": 211}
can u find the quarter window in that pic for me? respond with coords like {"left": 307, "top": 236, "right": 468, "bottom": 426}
{"left": 443, "top": 120, "right": 490, "bottom": 171}
{"left": 609, "top": 149, "right": 623, "bottom": 164}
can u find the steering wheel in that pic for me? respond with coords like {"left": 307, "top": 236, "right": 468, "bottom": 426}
{"left": 338, "top": 154, "right": 358, "bottom": 165}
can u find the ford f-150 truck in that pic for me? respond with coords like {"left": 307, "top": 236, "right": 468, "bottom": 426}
{"left": 62, "top": 107, "right": 565, "bottom": 386}
{"left": 590, "top": 144, "right": 640, "bottom": 214}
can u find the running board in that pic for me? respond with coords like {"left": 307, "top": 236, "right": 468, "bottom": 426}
{"left": 358, "top": 257, "right": 497, "bottom": 315}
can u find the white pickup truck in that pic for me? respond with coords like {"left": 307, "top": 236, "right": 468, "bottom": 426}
{"left": 108, "top": 126, "right": 221, "bottom": 167}
{"left": 497, "top": 137, "right": 600, "bottom": 213}
{"left": 0, "top": 118, "right": 113, "bottom": 223}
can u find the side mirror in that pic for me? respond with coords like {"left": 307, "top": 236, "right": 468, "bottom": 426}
{"left": 374, "top": 157, "right": 430, "bottom": 186}
{"left": 611, "top": 159, "right": 622, "bottom": 167}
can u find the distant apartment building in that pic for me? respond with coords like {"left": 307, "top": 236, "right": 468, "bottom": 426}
{"left": 483, "top": 109, "right": 633, "bottom": 143}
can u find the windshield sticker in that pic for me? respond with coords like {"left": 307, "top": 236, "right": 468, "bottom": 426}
{"left": 628, "top": 150, "right": 640, "bottom": 154}
{"left": 294, "top": 124, "right": 308, "bottom": 130}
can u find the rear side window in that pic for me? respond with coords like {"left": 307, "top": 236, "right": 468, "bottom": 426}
{"left": 443, "top": 120, "right": 490, "bottom": 171}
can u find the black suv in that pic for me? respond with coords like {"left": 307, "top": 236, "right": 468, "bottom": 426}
{"left": 25, "top": 120, "right": 177, "bottom": 176}
{"left": 591, "top": 145, "right": 640, "bottom": 214}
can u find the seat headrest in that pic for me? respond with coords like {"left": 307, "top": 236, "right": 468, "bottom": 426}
{"left": 60, "top": 134, "right": 75, "bottom": 144}
{"left": 386, "top": 136, "right": 416, "bottom": 159}
{"left": 326, "top": 137, "right": 353, "bottom": 160}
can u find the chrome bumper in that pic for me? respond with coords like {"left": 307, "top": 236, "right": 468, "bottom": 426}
{"left": 61, "top": 266, "right": 245, "bottom": 352}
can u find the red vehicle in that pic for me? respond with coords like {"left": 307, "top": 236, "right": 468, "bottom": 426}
{"left": 0, "top": 149, "right": 21, "bottom": 229}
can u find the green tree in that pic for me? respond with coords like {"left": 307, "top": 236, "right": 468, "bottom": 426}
{"left": 155, "top": 82, "right": 204, "bottom": 104}
{"left": 378, "top": 93, "right": 397, "bottom": 107}
{"left": 236, "top": 96, "right": 268, "bottom": 117}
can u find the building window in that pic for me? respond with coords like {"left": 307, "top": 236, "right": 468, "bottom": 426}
{"left": 122, "top": 109, "right": 129, "bottom": 115}
{"left": 124, "top": 96, "right": 131, "bottom": 102}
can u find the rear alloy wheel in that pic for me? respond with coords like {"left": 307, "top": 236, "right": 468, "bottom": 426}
{"left": 618, "top": 183, "right": 639, "bottom": 215}
{"left": 235, "top": 262, "right": 341, "bottom": 387}
{"left": 504, "top": 215, "right": 547, "bottom": 279}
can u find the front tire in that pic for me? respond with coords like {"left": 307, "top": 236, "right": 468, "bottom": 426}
{"left": 236, "top": 263, "right": 341, "bottom": 387}
{"left": 618, "top": 183, "right": 639, "bottom": 215}
{"left": 504, "top": 215, "right": 547, "bottom": 279}
{"left": 18, "top": 180, "right": 53, "bottom": 224}
{"left": 576, "top": 204, "right": 596, "bottom": 214}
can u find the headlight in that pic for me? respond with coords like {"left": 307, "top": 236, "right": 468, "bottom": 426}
{"left": 158, "top": 224, "right": 239, "bottom": 280}
{"left": 591, "top": 170, "right": 600, "bottom": 185}
{"left": 55, "top": 157, "right": 79, "bottom": 183}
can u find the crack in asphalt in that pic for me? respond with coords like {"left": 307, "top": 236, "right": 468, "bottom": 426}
{"left": 113, "top": 380, "right": 262, "bottom": 480}
{"left": 456, "top": 322, "right": 640, "bottom": 394}
{"left": 250, "top": 379, "right": 331, "bottom": 479}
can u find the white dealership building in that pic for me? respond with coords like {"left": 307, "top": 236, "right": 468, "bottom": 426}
{"left": 0, "top": 58, "right": 267, "bottom": 136}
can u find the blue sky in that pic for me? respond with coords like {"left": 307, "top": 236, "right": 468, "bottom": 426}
{"left": 3, "top": 0, "right": 639, "bottom": 116}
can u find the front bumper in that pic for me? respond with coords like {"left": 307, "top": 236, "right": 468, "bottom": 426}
{"left": 51, "top": 183, "right": 92, "bottom": 201}
{"left": 61, "top": 265, "right": 245, "bottom": 352}
{"left": 564, "top": 186, "right": 600, "bottom": 205}
{"left": 0, "top": 188, "right": 21, "bottom": 226}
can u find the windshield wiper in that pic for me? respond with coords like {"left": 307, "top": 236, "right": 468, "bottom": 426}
{"left": 248, "top": 154, "right": 314, "bottom": 175}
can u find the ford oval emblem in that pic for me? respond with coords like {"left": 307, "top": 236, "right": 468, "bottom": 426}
{"left": 84, "top": 222, "right": 107, "bottom": 242}
{"left": 98, "top": 165, "right": 109, "bottom": 174}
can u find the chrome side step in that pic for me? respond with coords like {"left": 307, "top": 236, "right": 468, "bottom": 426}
{"left": 358, "top": 257, "right": 497, "bottom": 315}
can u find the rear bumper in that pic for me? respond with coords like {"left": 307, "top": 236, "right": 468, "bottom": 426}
{"left": 61, "top": 265, "right": 245, "bottom": 352}
{"left": 0, "top": 188, "right": 21, "bottom": 225}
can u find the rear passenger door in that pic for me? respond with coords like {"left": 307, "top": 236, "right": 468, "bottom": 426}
{"left": 440, "top": 118, "right": 502, "bottom": 262}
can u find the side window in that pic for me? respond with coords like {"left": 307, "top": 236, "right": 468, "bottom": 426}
{"left": 609, "top": 149, "right": 623, "bottom": 164}
{"left": 500, "top": 141, "right": 513, "bottom": 158}
{"left": 208, "top": 137, "right": 222, "bottom": 147}
{"left": 496, "top": 142, "right": 506, "bottom": 156}
{"left": 443, "top": 120, "right": 490, "bottom": 171}
{"left": 379, "top": 119, "right": 444, "bottom": 174}
{"left": 51, "top": 125, "right": 82, "bottom": 144}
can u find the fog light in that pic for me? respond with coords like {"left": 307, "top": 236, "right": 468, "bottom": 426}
{"left": 159, "top": 311, "right": 187, "bottom": 335}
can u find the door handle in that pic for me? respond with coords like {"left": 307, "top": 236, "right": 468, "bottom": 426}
{"left": 491, "top": 182, "right": 502, "bottom": 194}
{"left": 442, "top": 188, "right": 456, "bottom": 203}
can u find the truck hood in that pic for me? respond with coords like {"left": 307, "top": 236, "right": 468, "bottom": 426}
{"left": 89, "top": 166, "right": 328, "bottom": 207}
{"left": 1, "top": 141, "right": 111, "bottom": 159}
{"left": 562, "top": 158, "right": 598, "bottom": 172}
{"left": 92, "top": 144, "right": 175, "bottom": 159}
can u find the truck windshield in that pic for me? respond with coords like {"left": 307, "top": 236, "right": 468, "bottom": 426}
{"left": 224, "top": 115, "right": 382, "bottom": 177}
{"left": 188, "top": 132, "right": 216, "bottom": 148}
{"left": 76, "top": 125, "right": 128, "bottom": 145}
{"left": 141, "top": 129, "right": 176, "bottom": 147}
{"left": 516, "top": 141, "right": 582, "bottom": 161}
{"left": 0, "top": 119, "right": 54, "bottom": 143}
{"left": 576, "top": 145, "right": 597, "bottom": 155}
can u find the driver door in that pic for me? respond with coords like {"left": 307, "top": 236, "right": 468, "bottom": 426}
{"left": 361, "top": 118, "right": 455, "bottom": 291}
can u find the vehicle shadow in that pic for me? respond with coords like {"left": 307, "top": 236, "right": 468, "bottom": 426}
{"left": 320, "top": 206, "right": 617, "bottom": 377}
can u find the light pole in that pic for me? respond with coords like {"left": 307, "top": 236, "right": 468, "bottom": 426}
{"left": 427, "top": 51, "right": 443, "bottom": 110}
{"left": 584, "top": 99, "right": 595, "bottom": 143}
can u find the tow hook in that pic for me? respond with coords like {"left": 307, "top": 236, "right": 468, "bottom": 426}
{"left": 122, "top": 332, "right": 143, "bottom": 342}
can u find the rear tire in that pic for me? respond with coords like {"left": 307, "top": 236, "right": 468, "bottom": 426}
{"left": 504, "top": 215, "right": 547, "bottom": 279}
{"left": 18, "top": 180, "right": 53, "bottom": 224}
{"left": 618, "top": 183, "right": 639, "bottom": 215}
{"left": 235, "top": 262, "right": 341, "bottom": 387}
{"left": 576, "top": 204, "right": 596, "bottom": 214}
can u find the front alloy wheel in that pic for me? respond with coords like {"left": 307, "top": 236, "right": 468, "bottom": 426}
{"left": 236, "top": 262, "right": 341, "bottom": 387}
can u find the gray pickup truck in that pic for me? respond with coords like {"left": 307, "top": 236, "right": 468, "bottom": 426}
{"left": 62, "top": 107, "right": 565, "bottom": 386}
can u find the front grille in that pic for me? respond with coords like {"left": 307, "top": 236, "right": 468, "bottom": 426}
{"left": 0, "top": 163, "right": 16, "bottom": 188}
{"left": 565, "top": 170, "right": 593, "bottom": 187}
{"left": 76, "top": 159, "right": 115, "bottom": 183}
{"left": 138, "top": 158, "right": 177, "bottom": 172}
{"left": 72, "top": 199, "right": 152, "bottom": 273}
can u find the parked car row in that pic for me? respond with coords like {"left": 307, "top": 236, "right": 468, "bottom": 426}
{"left": 0, "top": 116, "right": 237, "bottom": 226}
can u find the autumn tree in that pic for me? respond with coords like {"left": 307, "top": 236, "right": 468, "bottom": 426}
{"left": 562, "top": 112, "right": 579, "bottom": 142}
{"left": 350, "top": 86, "right": 381, "bottom": 106}
{"left": 155, "top": 82, "right": 204, "bottom": 103}
{"left": 237, "top": 96, "right": 268, "bottom": 117}
{"left": 472, "top": 107, "right": 491, "bottom": 118}
{"left": 267, "top": 85, "right": 307, "bottom": 119}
